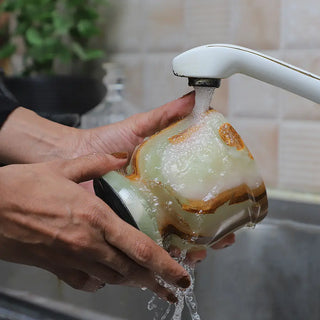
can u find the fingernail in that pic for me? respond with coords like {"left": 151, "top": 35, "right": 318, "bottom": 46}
{"left": 98, "top": 282, "right": 105, "bottom": 289}
{"left": 176, "top": 275, "right": 191, "bottom": 289}
{"left": 167, "top": 293, "right": 178, "bottom": 304}
{"left": 180, "top": 91, "right": 194, "bottom": 99}
{"left": 111, "top": 152, "right": 128, "bottom": 159}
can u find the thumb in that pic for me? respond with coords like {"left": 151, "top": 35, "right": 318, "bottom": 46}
{"left": 55, "top": 153, "right": 128, "bottom": 183}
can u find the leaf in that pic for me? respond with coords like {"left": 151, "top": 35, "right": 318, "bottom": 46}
{"left": 15, "top": 21, "right": 29, "bottom": 35}
{"left": 27, "top": 45, "right": 55, "bottom": 65}
{"left": 0, "top": 0, "right": 18, "bottom": 12}
{"left": 52, "top": 13, "right": 72, "bottom": 35}
{"left": 71, "top": 42, "right": 87, "bottom": 60}
{"left": 77, "top": 7, "right": 99, "bottom": 20}
{"left": 72, "top": 42, "right": 103, "bottom": 61}
{"left": 77, "top": 19, "right": 99, "bottom": 38}
{"left": 82, "top": 49, "right": 103, "bottom": 60}
{"left": 26, "top": 28, "right": 43, "bottom": 46}
{"left": 0, "top": 43, "right": 16, "bottom": 59}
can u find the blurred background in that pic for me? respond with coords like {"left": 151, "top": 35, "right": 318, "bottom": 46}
{"left": 1, "top": 1, "right": 320, "bottom": 320}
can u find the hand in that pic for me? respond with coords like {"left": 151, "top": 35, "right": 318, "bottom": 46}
{"left": 75, "top": 91, "right": 235, "bottom": 265}
{"left": 0, "top": 154, "right": 190, "bottom": 302}
{"left": 0, "top": 92, "right": 234, "bottom": 273}
{"left": 0, "top": 92, "right": 195, "bottom": 164}
{"left": 75, "top": 91, "right": 196, "bottom": 158}
{"left": 75, "top": 92, "right": 235, "bottom": 264}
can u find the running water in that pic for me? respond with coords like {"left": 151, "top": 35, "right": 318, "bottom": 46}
{"left": 146, "top": 87, "right": 216, "bottom": 320}
{"left": 147, "top": 251, "right": 201, "bottom": 320}
{"left": 192, "top": 87, "right": 215, "bottom": 115}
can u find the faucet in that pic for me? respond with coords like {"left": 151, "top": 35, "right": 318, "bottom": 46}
{"left": 172, "top": 44, "right": 320, "bottom": 103}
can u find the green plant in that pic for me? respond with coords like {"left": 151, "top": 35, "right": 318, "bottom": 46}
{"left": 0, "top": 0, "right": 108, "bottom": 76}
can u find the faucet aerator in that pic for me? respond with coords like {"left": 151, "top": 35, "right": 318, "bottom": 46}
{"left": 188, "top": 78, "right": 221, "bottom": 88}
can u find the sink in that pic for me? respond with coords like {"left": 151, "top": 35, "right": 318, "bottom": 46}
{"left": 195, "top": 198, "right": 320, "bottom": 320}
{"left": 0, "top": 198, "right": 319, "bottom": 319}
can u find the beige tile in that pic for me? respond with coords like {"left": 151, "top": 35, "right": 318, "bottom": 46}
{"left": 104, "top": 0, "right": 144, "bottom": 53}
{"left": 143, "top": 0, "right": 185, "bottom": 52}
{"left": 279, "top": 50, "right": 320, "bottom": 120}
{"left": 110, "top": 54, "right": 144, "bottom": 113}
{"left": 231, "top": 0, "right": 281, "bottom": 50}
{"left": 143, "top": 53, "right": 190, "bottom": 111}
{"left": 279, "top": 121, "right": 320, "bottom": 193}
{"left": 282, "top": 0, "right": 320, "bottom": 49}
{"left": 228, "top": 118, "right": 279, "bottom": 188}
{"left": 228, "top": 73, "right": 280, "bottom": 118}
{"left": 184, "top": 0, "right": 233, "bottom": 49}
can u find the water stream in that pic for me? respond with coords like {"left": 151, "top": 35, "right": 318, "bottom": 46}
{"left": 147, "top": 87, "right": 215, "bottom": 320}
{"left": 192, "top": 86, "right": 215, "bottom": 115}
{"left": 148, "top": 251, "right": 201, "bottom": 320}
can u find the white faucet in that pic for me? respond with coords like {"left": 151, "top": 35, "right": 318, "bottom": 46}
{"left": 172, "top": 44, "right": 320, "bottom": 104}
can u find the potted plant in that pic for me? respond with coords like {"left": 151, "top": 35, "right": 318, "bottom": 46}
{"left": 0, "top": 0, "right": 108, "bottom": 116}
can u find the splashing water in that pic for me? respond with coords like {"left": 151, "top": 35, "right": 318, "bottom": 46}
{"left": 147, "top": 250, "right": 201, "bottom": 320}
{"left": 145, "top": 87, "right": 216, "bottom": 319}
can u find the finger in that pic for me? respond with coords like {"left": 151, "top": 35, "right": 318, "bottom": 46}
{"left": 45, "top": 244, "right": 127, "bottom": 286}
{"left": 132, "top": 91, "right": 195, "bottom": 138}
{"left": 68, "top": 242, "right": 179, "bottom": 303}
{"left": 185, "top": 249, "right": 207, "bottom": 266}
{"left": 75, "top": 261, "right": 126, "bottom": 286}
{"left": 48, "top": 266, "right": 104, "bottom": 292}
{"left": 55, "top": 153, "right": 128, "bottom": 183}
{"left": 115, "top": 266, "right": 178, "bottom": 304}
{"left": 90, "top": 244, "right": 180, "bottom": 302}
{"left": 169, "top": 245, "right": 207, "bottom": 266}
{"left": 104, "top": 217, "right": 191, "bottom": 289}
{"left": 211, "top": 233, "right": 236, "bottom": 250}
{"left": 148, "top": 282, "right": 178, "bottom": 304}
{"left": 51, "top": 240, "right": 177, "bottom": 302}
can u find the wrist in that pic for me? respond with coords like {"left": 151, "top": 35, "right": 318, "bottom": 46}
{"left": 0, "top": 107, "right": 82, "bottom": 164}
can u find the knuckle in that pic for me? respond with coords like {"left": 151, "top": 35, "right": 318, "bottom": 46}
{"left": 104, "top": 225, "right": 122, "bottom": 245}
{"left": 134, "top": 240, "right": 154, "bottom": 264}
{"left": 65, "top": 232, "right": 92, "bottom": 253}
{"left": 85, "top": 201, "right": 108, "bottom": 227}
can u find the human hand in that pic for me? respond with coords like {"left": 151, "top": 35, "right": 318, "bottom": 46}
{"left": 76, "top": 92, "right": 235, "bottom": 265}
{"left": 0, "top": 92, "right": 195, "bottom": 164}
{"left": 76, "top": 92, "right": 234, "bottom": 263}
{"left": 0, "top": 154, "right": 190, "bottom": 302}
{"left": 75, "top": 92, "right": 196, "bottom": 158}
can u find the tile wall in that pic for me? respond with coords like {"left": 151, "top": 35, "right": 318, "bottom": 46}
{"left": 103, "top": 0, "right": 320, "bottom": 195}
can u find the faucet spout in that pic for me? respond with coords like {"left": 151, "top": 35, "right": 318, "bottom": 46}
{"left": 172, "top": 44, "right": 320, "bottom": 104}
